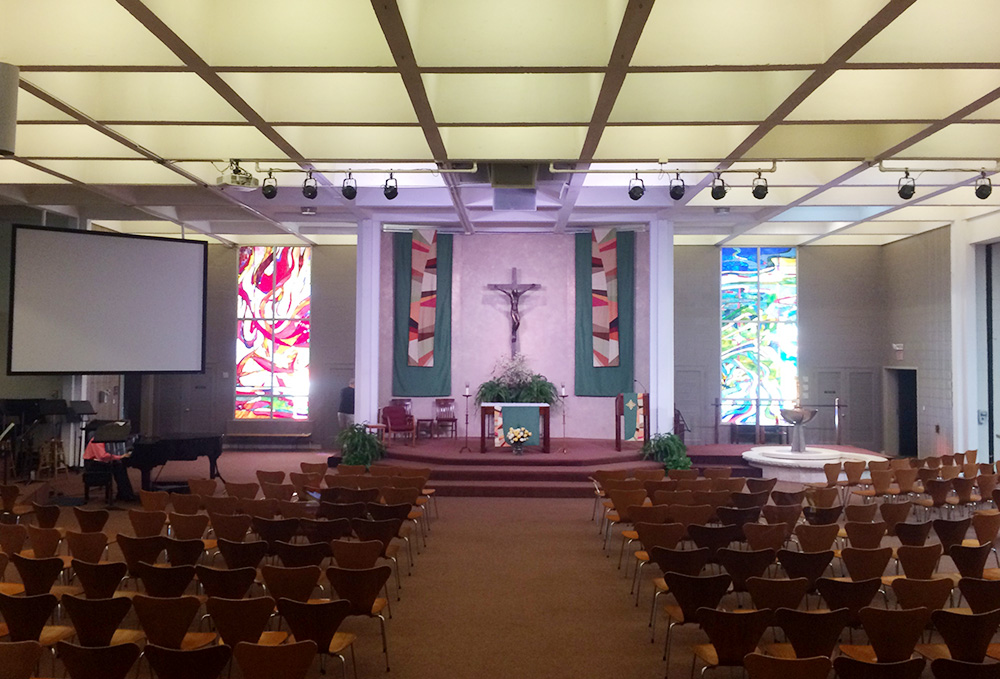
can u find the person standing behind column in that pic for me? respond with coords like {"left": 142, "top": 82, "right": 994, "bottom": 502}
{"left": 338, "top": 378, "right": 355, "bottom": 429}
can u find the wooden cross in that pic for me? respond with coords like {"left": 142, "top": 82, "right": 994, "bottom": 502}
{"left": 488, "top": 267, "right": 540, "bottom": 357}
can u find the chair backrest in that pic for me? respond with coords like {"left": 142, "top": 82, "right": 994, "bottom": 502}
{"left": 317, "top": 502, "right": 367, "bottom": 521}
{"left": 931, "top": 608, "right": 1000, "bottom": 663}
{"left": 205, "top": 596, "right": 278, "bottom": 647}
{"left": 72, "top": 559, "right": 127, "bottom": 599}
{"left": 841, "top": 546, "right": 893, "bottom": 581}
{"left": 660, "top": 572, "right": 731, "bottom": 622}
{"left": 56, "top": 641, "right": 141, "bottom": 679}
{"left": 260, "top": 565, "right": 321, "bottom": 602}
{"left": 255, "top": 470, "right": 285, "bottom": 485}
{"left": 276, "top": 598, "right": 352, "bottom": 655}
{"left": 433, "top": 398, "right": 456, "bottom": 419}
{"left": 804, "top": 486, "right": 840, "bottom": 509}
{"left": 140, "top": 490, "right": 170, "bottom": 512}
{"left": 634, "top": 522, "right": 686, "bottom": 551}
{"left": 844, "top": 503, "right": 879, "bottom": 523}
{"left": 606, "top": 489, "right": 650, "bottom": 522}
{"left": 225, "top": 482, "right": 260, "bottom": 500}
{"left": 196, "top": 565, "right": 257, "bottom": 599}
{"left": 72, "top": 507, "right": 110, "bottom": 533}
{"left": 816, "top": 577, "right": 882, "bottom": 625}
{"left": 664, "top": 504, "right": 715, "bottom": 528}
{"left": 702, "top": 467, "right": 732, "bottom": 480}
{"left": 26, "top": 525, "right": 61, "bottom": 558}
{"left": 895, "top": 520, "right": 934, "bottom": 546}
{"left": 2, "top": 522, "right": 37, "bottom": 555}
{"left": 793, "top": 523, "right": 840, "bottom": 552}
{"left": 959, "top": 577, "right": 1000, "bottom": 613}
{"left": 260, "top": 483, "right": 295, "bottom": 502}
{"left": 761, "top": 504, "right": 802, "bottom": 531}
{"left": 30, "top": 502, "right": 61, "bottom": 529}
{"left": 251, "top": 517, "right": 300, "bottom": 552}
{"left": 217, "top": 538, "right": 268, "bottom": 571}
{"left": 745, "top": 577, "right": 810, "bottom": 612}
{"left": 833, "top": 656, "right": 926, "bottom": 679}
{"left": 696, "top": 607, "right": 772, "bottom": 666}
{"left": 745, "top": 477, "right": 778, "bottom": 495}
{"left": 164, "top": 537, "right": 205, "bottom": 567}
{"left": 275, "top": 541, "right": 331, "bottom": 568}
{"left": 648, "top": 546, "right": 710, "bottom": 578}
{"left": 10, "top": 553, "right": 63, "bottom": 595}
{"left": 128, "top": 509, "right": 166, "bottom": 537}
{"left": 298, "top": 518, "right": 352, "bottom": 544}
{"left": 169, "top": 513, "right": 210, "bottom": 541}
{"left": 744, "top": 653, "right": 831, "bottom": 679}
{"left": 743, "top": 523, "right": 788, "bottom": 552}
{"left": 775, "top": 606, "right": 850, "bottom": 658}
{"left": 132, "top": 594, "right": 203, "bottom": 648}
{"left": 135, "top": 562, "right": 196, "bottom": 598}
{"left": 0, "top": 592, "right": 58, "bottom": 641}
{"left": 934, "top": 517, "right": 974, "bottom": 552}
{"left": 335, "top": 464, "right": 367, "bottom": 476}
{"left": 688, "top": 523, "right": 744, "bottom": 561}
{"left": 234, "top": 640, "right": 318, "bottom": 679}
{"left": 924, "top": 479, "right": 954, "bottom": 506}
{"left": 891, "top": 577, "right": 955, "bottom": 611}
{"left": 879, "top": 501, "right": 913, "bottom": 535}
{"left": 930, "top": 658, "right": 1000, "bottom": 679}
{"left": 389, "top": 398, "right": 412, "bottom": 415}
{"left": 896, "top": 543, "right": 943, "bottom": 580}
{"left": 731, "top": 490, "right": 770, "bottom": 509}
{"left": 381, "top": 405, "right": 410, "bottom": 429}
{"left": 803, "top": 504, "right": 844, "bottom": 525}
{"left": 971, "top": 510, "right": 1000, "bottom": 545}
{"left": 652, "top": 490, "right": 694, "bottom": 506}
{"left": 326, "top": 565, "right": 393, "bottom": 616}
{"left": 351, "top": 518, "right": 403, "bottom": 554}
{"left": 143, "top": 644, "right": 232, "bottom": 679}
{"left": 278, "top": 500, "right": 314, "bottom": 519}
{"left": 777, "top": 549, "right": 835, "bottom": 590}
{"left": 62, "top": 594, "right": 132, "bottom": 647}
{"left": 859, "top": 606, "right": 933, "bottom": 662}
{"left": 209, "top": 512, "right": 252, "bottom": 542}
{"left": 331, "top": 540, "right": 384, "bottom": 569}
{"left": 770, "top": 489, "right": 806, "bottom": 506}
{"left": 202, "top": 495, "right": 240, "bottom": 515}
{"left": 949, "top": 543, "right": 993, "bottom": 579}
{"left": 187, "top": 478, "right": 218, "bottom": 497}
{"left": 0, "top": 640, "right": 44, "bottom": 679}
{"left": 666, "top": 468, "right": 699, "bottom": 481}
{"left": 716, "top": 548, "right": 775, "bottom": 591}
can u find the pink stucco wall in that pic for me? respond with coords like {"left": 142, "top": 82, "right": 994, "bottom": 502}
{"left": 379, "top": 230, "right": 651, "bottom": 440}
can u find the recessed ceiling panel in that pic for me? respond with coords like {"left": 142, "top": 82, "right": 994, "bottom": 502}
{"left": 810, "top": 234, "right": 906, "bottom": 245}
{"left": 401, "top": 0, "right": 626, "bottom": 67}
{"left": 221, "top": 73, "right": 418, "bottom": 123}
{"left": 23, "top": 73, "right": 243, "bottom": 122}
{"left": 745, "top": 123, "right": 928, "bottom": 160}
{"left": 726, "top": 235, "right": 809, "bottom": 246}
{"left": 766, "top": 161, "right": 862, "bottom": 185}
{"left": 896, "top": 123, "right": 1000, "bottom": 159}
{"left": 15, "top": 124, "right": 144, "bottom": 159}
{"left": 633, "top": 0, "right": 885, "bottom": 66}
{"left": 965, "top": 98, "right": 1000, "bottom": 120}
{"left": 773, "top": 205, "right": 892, "bottom": 222}
{"left": 842, "top": 221, "right": 946, "bottom": 235}
{"left": 800, "top": 186, "right": 912, "bottom": 206}
{"left": 0, "top": 160, "right": 70, "bottom": 183}
{"left": 872, "top": 204, "right": 998, "bottom": 221}
{"left": 850, "top": 0, "right": 1000, "bottom": 63}
{"left": 142, "top": 0, "right": 394, "bottom": 66}
{"left": 440, "top": 127, "right": 588, "bottom": 161}
{"left": 595, "top": 126, "right": 756, "bottom": 161}
{"left": 423, "top": 74, "right": 603, "bottom": 123}
{"left": 674, "top": 235, "right": 725, "bottom": 246}
{"left": 0, "top": 1, "right": 183, "bottom": 66}
{"left": 275, "top": 127, "right": 433, "bottom": 160}
{"left": 611, "top": 72, "right": 810, "bottom": 123}
{"left": 751, "top": 222, "right": 841, "bottom": 235}
{"left": 789, "top": 70, "right": 1000, "bottom": 121}
{"left": 32, "top": 160, "right": 195, "bottom": 185}
{"left": 108, "top": 125, "right": 287, "bottom": 160}
{"left": 16, "top": 91, "right": 75, "bottom": 122}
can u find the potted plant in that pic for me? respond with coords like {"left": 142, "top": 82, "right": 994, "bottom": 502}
{"left": 475, "top": 354, "right": 559, "bottom": 406}
{"left": 336, "top": 424, "right": 386, "bottom": 468}
{"left": 641, "top": 433, "right": 692, "bottom": 471}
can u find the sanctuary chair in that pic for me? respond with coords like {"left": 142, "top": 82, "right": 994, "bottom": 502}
{"left": 433, "top": 398, "right": 458, "bottom": 438}
{"left": 381, "top": 405, "right": 416, "bottom": 446}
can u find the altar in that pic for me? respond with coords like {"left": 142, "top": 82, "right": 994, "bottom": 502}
{"left": 479, "top": 403, "right": 551, "bottom": 453}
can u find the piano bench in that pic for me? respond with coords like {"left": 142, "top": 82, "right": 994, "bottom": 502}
{"left": 82, "top": 470, "right": 113, "bottom": 504}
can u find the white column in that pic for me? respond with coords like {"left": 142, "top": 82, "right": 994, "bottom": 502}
{"left": 951, "top": 220, "right": 980, "bottom": 458}
{"left": 648, "top": 218, "right": 675, "bottom": 434}
{"left": 354, "top": 219, "right": 381, "bottom": 425}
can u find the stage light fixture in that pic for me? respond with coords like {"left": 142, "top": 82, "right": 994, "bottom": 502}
{"left": 627, "top": 173, "right": 645, "bottom": 201}
{"left": 302, "top": 172, "right": 318, "bottom": 200}
{"left": 342, "top": 172, "right": 357, "bottom": 200}
{"left": 710, "top": 174, "right": 728, "bottom": 200}
{"left": 383, "top": 173, "right": 398, "bottom": 200}
{"left": 751, "top": 172, "right": 768, "bottom": 200}
{"left": 667, "top": 173, "right": 685, "bottom": 201}
{"left": 975, "top": 171, "right": 992, "bottom": 200}
{"left": 261, "top": 172, "right": 277, "bottom": 200}
{"left": 897, "top": 170, "right": 915, "bottom": 200}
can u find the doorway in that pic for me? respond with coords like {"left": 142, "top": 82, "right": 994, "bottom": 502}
{"left": 884, "top": 368, "right": 918, "bottom": 457}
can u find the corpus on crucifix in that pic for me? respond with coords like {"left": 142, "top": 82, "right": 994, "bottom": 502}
{"left": 488, "top": 267, "right": 540, "bottom": 357}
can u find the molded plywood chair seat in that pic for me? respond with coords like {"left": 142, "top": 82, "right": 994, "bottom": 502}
{"left": 777, "top": 549, "right": 834, "bottom": 592}
{"left": 168, "top": 493, "right": 202, "bottom": 515}
{"left": 891, "top": 577, "right": 955, "bottom": 612}
{"left": 205, "top": 596, "right": 288, "bottom": 647}
{"left": 61, "top": 594, "right": 144, "bottom": 647}
{"left": 234, "top": 640, "right": 318, "bottom": 679}
{"left": 764, "top": 606, "right": 850, "bottom": 659}
{"left": 745, "top": 577, "right": 810, "bottom": 614}
{"left": 276, "top": 597, "right": 357, "bottom": 677}
{"left": 56, "top": 641, "right": 141, "bottom": 679}
{"left": 0, "top": 592, "right": 75, "bottom": 647}
{"left": 72, "top": 559, "right": 126, "bottom": 599}
{"left": 225, "top": 483, "right": 260, "bottom": 500}
{"left": 793, "top": 523, "right": 840, "bottom": 553}
{"left": 896, "top": 521, "right": 934, "bottom": 546}
{"left": 143, "top": 643, "right": 232, "bottom": 679}
{"left": 660, "top": 572, "right": 732, "bottom": 667}
{"left": 915, "top": 608, "right": 1000, "bottom": 662}
{"left": 0, "top": 640, "right": 44, "bottom": 679}
{"left": 841, "top": 546, "right": 893, "bottom": 581}
{"left": 135, "top": 562, "right": 196, "bottom": 598}
{"left": 187, "top": 478, "right": 219, "bottom": 497}
{"left": 691, "top": 607, "right": 772, "bottom": 678}
{"left": 139, "top": 490, "right": 170, "bottom": 512}
{"left": 195, "top": 565, "right": 257, "bottom": 599}
{"left": 72, "top": 507, "right": 110, "bottom": 533}
{"left": 217, "top": 539, "right": 268, "bottom": 571}
{"left": 132, "top": 594, "right": 217, "bottom": 650}
{"left": 260, "top": 564, "right": 322, "bottom": 603}
{"left": 128, "top": 509, "right": 166, "bottom": 538}
{"left": 833, "top": 656, "right": 926, "bottom": 679}
{"left": 839, "top": 606, "right": 932, "bottom": 663}
{"left": 744, "top": 653, "right": 831, "bottom": 679}
{"left": 930, "top": 658, "right": 1000, "bottom": 679}
{"left": 10, "top": 553, "right": 83, "bottom": 598}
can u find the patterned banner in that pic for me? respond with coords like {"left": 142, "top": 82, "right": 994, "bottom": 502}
{"left": 407, "top": 230, "right": 438, "bottom": 367}
{"left": 592, "top": 228, "right": 620, "bottom": 367}
{"left": 622, "top": 392, "right": 646, "bottom": 442}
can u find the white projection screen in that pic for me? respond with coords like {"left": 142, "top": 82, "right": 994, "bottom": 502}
{"left": 8, "top": 226, "right": 207, "bottom": 374}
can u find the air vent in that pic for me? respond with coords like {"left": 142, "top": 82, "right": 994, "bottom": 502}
{"left": 490, "top": 163, "right": 538, "bottom": 189}
{"left": 493, "top": 188, "right": 537, "bottom": 211}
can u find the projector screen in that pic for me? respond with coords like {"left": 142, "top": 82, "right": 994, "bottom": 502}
{"left": 8, "top": 225, "right": 207, "bottom": 374}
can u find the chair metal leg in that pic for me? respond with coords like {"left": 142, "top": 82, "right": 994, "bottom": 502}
{"left": 377, "top": 614, "right": 389, "bottom": 672}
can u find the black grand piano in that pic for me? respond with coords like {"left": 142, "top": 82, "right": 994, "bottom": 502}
{"left": 128, "top": 433, "right": 224, "bottom": 492}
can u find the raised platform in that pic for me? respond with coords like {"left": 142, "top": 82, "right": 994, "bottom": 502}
{"left": 741, "top": 444, "right": 885, "bottom": 483}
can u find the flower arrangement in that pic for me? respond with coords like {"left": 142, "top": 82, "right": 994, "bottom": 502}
{"left": 507, "top": 427, "right": 532, "bottom": 444}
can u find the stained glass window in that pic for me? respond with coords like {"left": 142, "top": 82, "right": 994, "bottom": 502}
{"left": 720, "top": 247, "right": 797, "bottom": 425}
{"left": 236, "top": 246, "right": 311, "bottom": 420}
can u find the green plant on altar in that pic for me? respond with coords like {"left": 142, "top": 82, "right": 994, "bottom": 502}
{"left": 475, "top": 353, "right": 559, "bottom": 406}
{"left": 641, "top": 433, "right": 692, "bottom": 471}
{"left": 336, "top": 424, "right": 386, "bottom": 468}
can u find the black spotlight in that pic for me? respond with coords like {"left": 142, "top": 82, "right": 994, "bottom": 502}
{"left": 897, "top": 170, "right": 915, "bottom": 200}
{"left": 975, "top": 171, "right": 993, "bottom": 200}
{"left": 751, "top": 172, "right": 768, "bottom": 200}
{"left": 627, "top": 173, "right": 645, "bottom": 201}
{"left": 710, "top": 174, "right": 727, "bottom": 200}
{"left": 261, "top": 172, "right": 277, "bottom": 200}
{"left": 668, "top": 173, "right": 685, "bottom": 201}
{"left": 342, "top": 173, "right": 357, "bottom": 201}
{"left": 383, "top": 173, "right": 398, "bottom": 200}
{"left": 302, "top": 173, "right": 318, "bottom": 200}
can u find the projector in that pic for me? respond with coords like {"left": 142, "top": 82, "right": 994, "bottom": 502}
{"left": 216, "top": 171, "right": 260, "bottom": 190}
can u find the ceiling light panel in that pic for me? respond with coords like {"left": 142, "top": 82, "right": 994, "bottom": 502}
{"left": 16, "top": 91, "right": 75, "bottom": 122}
{"left": 274, "top": 126, "right": 433, "bottom": 160}
{"left": 632, "top": 0, "right": 885, "bottom": 66}
{"left": 744, "top": 123, "right": 928, "bottom": 160}
{"left": 32, "top": 160, "right": 194, "bottom": 185}
{"left": 611, "top": 72, "right": 810, "bottom": 123}
{"left": 896, "top": 123, "right": 1000, "bottom": 159}
{"left": 23, "top": 73, "right": 244, "bottom": 122}
{"left": 221, "top": 73, "right": 418, "bottom": 123}
{"left": 788, "top": 70, "right": 1000, "bottom": 121}
{"left": 439, "top": 127, "right": 588, "bottom": 161}
{"left": 0, "top": 1, "right": 183, "bottom": 66}
{"left": 0, "top": 159, "right": 69, "bottom": 183}
{"left": 850, "top": 0, "right": 1000, "bottom": 63}
{"left": 595, "top": 125, "right": 756, "bottom": 161}
{"left": 142, "top": 0, "right": 394, "bottom": 66}
{"left": 423, "top": 74, "right": 604, "bottom": 124}
{"left": 400, "top": 0, "right": 626, "bottom": 67}
{"left": 15, "top": 124, "right": 144, "bottom": 159}
{"left": 107, "top": 125, "right": 287, "bottom": 160}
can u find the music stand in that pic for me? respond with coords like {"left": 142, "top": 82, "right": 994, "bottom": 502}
{"left": 67, "top": 401, "right": 97, "bottom": 468}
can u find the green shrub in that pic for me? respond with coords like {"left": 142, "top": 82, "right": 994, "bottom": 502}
{"left": 641, "top": 433, "right": 692, "bottom": 470}
{"left": 336, "top": 424, "right": 386, "bottom": 468}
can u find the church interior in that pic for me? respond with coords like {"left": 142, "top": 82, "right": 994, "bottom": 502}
{"left": 3, "top": 2, "right": 1000, "bottom": 678}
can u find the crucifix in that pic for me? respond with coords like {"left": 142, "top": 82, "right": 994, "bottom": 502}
{"left": 488, "top": 267, "right": 540, "bottom": 357}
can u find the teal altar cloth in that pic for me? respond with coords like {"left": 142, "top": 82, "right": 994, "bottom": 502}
{"left": 479, "top": 403, "right": 551, "bottom": 453}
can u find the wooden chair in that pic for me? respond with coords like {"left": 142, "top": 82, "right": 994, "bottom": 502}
{"left": 743, "top": 523, "right": 788, "bottom": 552}
{"left": 745, "top": 577, "right": 810, "bottom": 613}
{"left": 839, "top": 606, "right": 932, "bottom": 663}
{"left": 275, "top": 541, "right": 332, "bottom": 569}
{"left": 205, "top": 596, "right": 288, "bottom": 647}
{"left": 202, "top": 496, "right": 239, "bottom": 515}
{"left": 765, "top": 606, "right": 850, "bottom": 659}
{"left": 56, "top": 641, "right": 141, "bottom": 679}
{"left": 326, "top": 565, "right": 394, "bottom": 668}
{"left": 381, "top": 405, "right": 415, "bottom": 446}
{"left": 142, "top": 644, "right": 232, "bottom": 679}
{"left": 433, "top": 398, "right": 458, "bottom": 438}
{"left": 691, "top": 607, "right": 771, "bottom": 678}
{"left": 844, "top": 502, "right": 879, "bottom": 523}
{"left": 195, "top": 565, "right": 257, "bottom": 599}
{"left": 841, "top": 546, "right": 893, "bottom": 580}
{"left": 631, "top": 522, "right": 686, "bottom": 602}
{"left": 127, "top": 509, "right": 166, "bottom": 537}
{"left": 647, "top": 547, "right": 711, "bottom": 639}
{"left": 915, "top": 608, "right": 1000, "bottom": 662}
{"left": 299, "top": 518, "right": 352, "bottom": 545}
{"left": 332, "top": 540, "right": 384, "bottom": 569}
{"left": 164, "top": 537, "right": 206, "bottom": 567}
{"left": 260, "top": 564, "right": 322, "bottom": 603}
{"left": 217, "top": 539, "right": 268, "bottom": 570}
{"left": 930, "top": 658, "right": 1000, "bottom": 679}
{"left": 731, "top": 490, "right": 770, "bottom": 509}
{"left": 187, "top": 478, "right": 218, "bottom": 497}
{"left": 949, "top": 543, "right": 993, "bottom": 579}
{"left": 660, "top": 572, "right": 731, "bottom": 667}
{"left": 132, "top": 594, "right": 217, "bottom": 649}
{"left": 688, "top": 523, "right": 744, "bottom": 563}
{"left": 233, "top": 640, "right": 318, "bottom": 679}
{"left": 318, "top": 502, "right": 368, "bottom": 521}
{"left": 891, "top": 577, "right": 955, "bottom": 612}
{"left": 892, "top": 543, "right": 944, "bottom": 581}
{"left": 834, "top": 656, "right": 926, "bottom": 679}
{"left": 744, "top": 653, "right": 831, "bottom": 679}
{"left": 0, "top": 592, "right": 74, "bottom": 646}
{"left": 301, "top": 462, "right": 329, "bottom": 476}
{"left": 716, "top": 548, "right": 775, "bottom": 597}
{"left": 260, "top": 483, "right": 295, "bottom": 502}
{"left": 276, "top": 598, "right": 357, "bottom": 676}
{"left": 72, "top": 507, "right": 110, "bottom": 533}
{"left": 350, "top": 518, "right": 404, "bottom": 597}
{"left": 777, "top": 549, "right": 834, "bottom": 592}
{"left": 958, "top": 577, "right": 1000, "bottom": 613}
{"left": 919, "top": 479, "right": 955, "bottom": 518}
{"left": 72, "top": 559, "right": 126, "bottom": 599}
{"left": 702, "top": 467, "right": 732, "bottom": 480}
{"left": 793, "top": 523, "right": 840, "bottom": 552}
{"left": 762, "top": 504, "right": 803, "bottom": 532}
{"left": 61, "top": 594, "right": 144, "bottom": 647}
{"left": 881, "top": 501, "right": 914, "bottom": 535}
{"left": 803, "top": 504, "right": 843, "bottom": 525}
{"left": 168, "top": 513, "right": 212, "bottom": 552}
{"left": 225, "top": 482, "right": 260, "bottom": 500}
{"left": 135, "top": 562, "right": 196, "bottom": 598}
{"left": 745, "top": 477, "right": 778, "bottom": 495}
{"left": 667, "top": 468, "right": 699, "bottom": 481}
{"left": 139, "top": 490, "right": 170, "bottom": 512}
{"left": 168, "top": 493, "right": 202, "bottom": 515}
{"left": 251, "top": 516, "right": 300, "bottom": 556}
{"left": 816, "top": 577, "right": 882, "bottom": 632}
{"left": 0, "top": 640, "right": 44, "bottom": 679}
{"left": 208, "top": 512, "right": 252, "bottom": 543}
{"left": 10, "top": 553, "right": 83, "bottom": 598}
{"left": 633, "top": 468, "right": 666, "bottom": 482}
{"left": 896, "top": 520, "right": 934, "bottom": 546}
{"left": 255, "top": 470, "right": 285, "bottom": 485}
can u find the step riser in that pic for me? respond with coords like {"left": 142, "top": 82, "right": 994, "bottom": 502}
{"left": 433, "top": 486, "right": 594, "bottom": 498}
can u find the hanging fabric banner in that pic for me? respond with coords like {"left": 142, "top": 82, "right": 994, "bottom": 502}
{"left": 592, "top": 228, "right": 620, "bottom": 367}
{"left": 621, "top": 392, "right": 646, "bottom": 442}
{"left": 393, "top": 231, "right": 452, "bottom": 396}
{"left": 407, "top": 229, "right": 438, "bottom": 367}
{"left": 574, "top": 229, "right": 634, "bottom": 396}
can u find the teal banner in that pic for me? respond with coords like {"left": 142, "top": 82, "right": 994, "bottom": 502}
{"left": 574, "top": 231, "right": 635, "bottom": 396}
{"left": 392, "top": 232, "right": 452, "bottom": 395}
{"left": 497, "top": 405, "right": 540, "bottom": 446}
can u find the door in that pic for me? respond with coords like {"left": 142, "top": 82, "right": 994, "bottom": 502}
{"left": 897, "top": 369, "right": 918, "bottom": 457}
